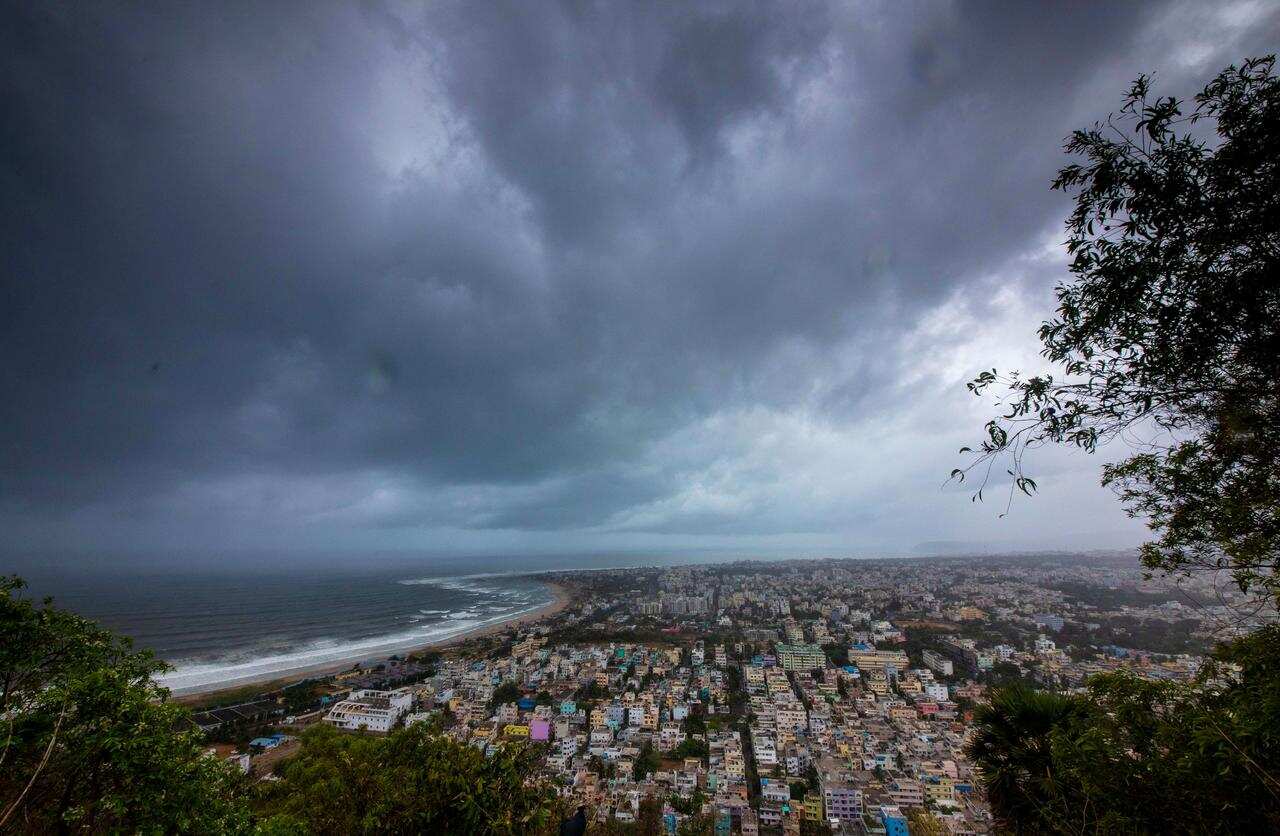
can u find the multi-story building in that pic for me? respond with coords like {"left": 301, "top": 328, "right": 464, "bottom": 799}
{"left": 803, "top": 794, "right": 824, "bottom": 824}
{"left": 888, "top": 778, "right": 925, "bottom": 808}
{"left": 776, "top": 643, "right": 827, "bottom": 671}
{"left": 821, "top": 782, "right": 863, "bottom": 828}
{"left": 324, "top": 688, "right": 413, "bottom": 733}
{"left": 848, "top": 647, "right": 910, "bottom": 672}
{"left": 879, "top": 805, "right": 909, "bottom": 836}
{"left": 777, "top": 706, "right": 808, "bottom": 734}
{"left": 922, "top": 649, "right": 954, "bottom": 676}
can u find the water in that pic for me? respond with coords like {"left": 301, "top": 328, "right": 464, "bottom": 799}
{"left": 10, "top": 558, "right": 558, "bottom": 694}
{"left": 6, "top": 550, "right": 773, "bottom": 695}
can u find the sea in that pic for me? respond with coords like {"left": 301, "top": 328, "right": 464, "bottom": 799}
{"left": 7, "top": 551, "right": 756, "bottom": 695}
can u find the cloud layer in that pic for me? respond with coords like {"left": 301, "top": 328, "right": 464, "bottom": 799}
{"left": 3, "top": 0, "right": 1276, "bottom": 556}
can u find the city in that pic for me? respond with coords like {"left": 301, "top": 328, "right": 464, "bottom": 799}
{"left": 3, "top": 2, "right": 1275, "bottom": 832}
{"left": 191, "top": 552, "right": 1242, "bottom": 834}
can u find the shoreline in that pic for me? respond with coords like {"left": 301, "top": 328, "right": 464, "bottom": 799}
{"left": 173, "top": 580, "right": 571, "bottom": 704}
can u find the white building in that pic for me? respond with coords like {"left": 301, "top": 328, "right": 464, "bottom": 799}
{"left": 922, "top": 649, "right": 954, "bottom": 677}
{"left": 404, "top": 711, "right": 439, "bottom": 728}
{"left": 324, "top": 688, "right": 413, "bottom": 733}
{"left": 752, "top": 734, "right": 778, "bottom": 766}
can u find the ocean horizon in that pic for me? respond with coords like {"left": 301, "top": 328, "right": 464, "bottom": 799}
{"left": 6, "top": 551, "right": 807, "bottom": 694}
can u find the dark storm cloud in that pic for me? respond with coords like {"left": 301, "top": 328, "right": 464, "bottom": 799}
{"left": 2, "top": 0, "right": 1276, "bottom": 551}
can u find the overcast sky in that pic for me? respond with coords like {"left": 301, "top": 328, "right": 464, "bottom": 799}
{"left": 3, "top": 1, "right": 1277, "bottom": 560}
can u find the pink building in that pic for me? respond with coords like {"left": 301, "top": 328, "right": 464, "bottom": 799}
{"left": 530, "top": 718, "right": 551, "bottom": 741}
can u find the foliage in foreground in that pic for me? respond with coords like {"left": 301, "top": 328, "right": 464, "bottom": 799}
{"left": 255, "top": 723, "right": 558, "bottom": 835}
{"left": 0, "top": 575, "right": 251, "bottom": 834}
{"left": 961, "top": 55, "right": 1280, "bottom": 835}
{"left": 969, "top": 625, "right": 1280, "bottom": 833}
{"left": 1, "top": 574, "right": 563, "bottom": 835}
{"left": 957, "top": 55, "right": 1280, "bottom": 608}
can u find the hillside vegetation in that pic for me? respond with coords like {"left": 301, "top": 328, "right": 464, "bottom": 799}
{"left": 961, "top": 56, "right": 1280, "bottom": 834}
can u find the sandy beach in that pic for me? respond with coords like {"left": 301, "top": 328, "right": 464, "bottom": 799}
{"left": 175, "top": 579, "right": 571, "bottom": 704}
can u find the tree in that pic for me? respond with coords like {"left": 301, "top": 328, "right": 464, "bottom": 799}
{"left": 671, "top": 737, "right": 709, "bottom": 760}
{"left": 282, "top": 679, "right": 325, "bottom": 713}
{"left": 982, "top": 661, "right": 1034, "bottom": 688}
{"left": 575, "top": 681, "right": 608, "bottom": 702}
{"left": 588, "top": 755, "right": 608, "bottom": 778}
{"left": 634, "top": 795, "right": 662, "bottom": 836}
{"left": 969, "top": 625, "right": 1280, "bottom": 833}
{"left": 257, "top": 722, "right": 558, "bottom": 834}
{"left": 821, "top": 643, "right": 848, "bottom": 668}
{"left": 966, "top": 684, "right": 1082, "bottom": 832}
{"left": 955, "top": 55, "right": 1280, "bottom": 610}
{"left": 0, "top": 576, "right": 252, "bottom": 834}
{"left": 956, "top": 54, "right": 1280, "bottom": 834}
{"left": 489, "top": 680, "right": 522, "bottom": 709}
{"left": 634, "top": 743, "right": 661, "bottom": 782}
{"left": 675, "top": 811, "right": 716, "bottom": 835}
{"left": 0, "top": 574, "right": 582, "bottom": 834}
{"left": 907, "top": 809, "right": 947, "bottom": 836}
{"left": 681, "top": 713, "right": 706, "bottom": 736}
{"left": 669, "top": 787, "right": 706, "bottom": 816}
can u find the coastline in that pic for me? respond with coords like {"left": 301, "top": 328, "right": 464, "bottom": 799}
{"left": 173, "top": 580, "right": 571, "bottom": 703}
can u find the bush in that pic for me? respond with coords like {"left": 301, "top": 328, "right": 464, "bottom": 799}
{"left": 257, "top": 723, "right": 558, "bottom": 834}
{"left": 969, "top": 625, "right": 1280, "bottom": 833}
{"left": 0, "top": 576, "right": 252, "bottom": 834}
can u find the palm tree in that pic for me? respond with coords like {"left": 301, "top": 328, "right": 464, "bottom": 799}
{"left": 966, "top": 683, "right": 1080, "bottom": 833}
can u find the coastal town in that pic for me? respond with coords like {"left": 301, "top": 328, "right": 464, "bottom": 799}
{"left": 193, "top": 552, "right": 1242, "bottom": 835}
{"left": 7, "top": 1, "right": 1277, "bottom": 830}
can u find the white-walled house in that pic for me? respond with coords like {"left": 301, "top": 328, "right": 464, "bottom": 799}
{"left": 324, "top": 688, "right": 413, "bottom": 733}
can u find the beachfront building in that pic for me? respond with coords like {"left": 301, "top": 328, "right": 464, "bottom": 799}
{"left": 324, "top": 688, "right": 413, "bottom": 733}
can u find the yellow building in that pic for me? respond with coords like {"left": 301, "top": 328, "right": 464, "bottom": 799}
{"left": 848, "top": 648, "right": 910, "bottom": 671}
{"left": 804, "top": 795, "right": 824, "bottom": 822}
{"left": 926, "top": 777, "right": 955, "bottom": 803}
